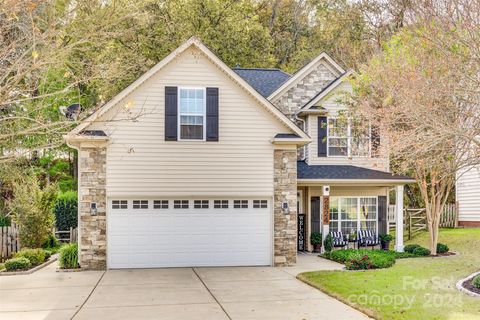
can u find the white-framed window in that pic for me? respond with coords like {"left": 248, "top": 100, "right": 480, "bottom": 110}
{"left": 178, "top": 87, "right": 206, "bottom": 140}
{"left": 112, "top": 200, "right": 128, "bottom": 209}
{"left": 153, "top": 200, "right": 168, "bottom": 209}
{"left": 253, "top": 200, "right": 268, "bottom": 208}
{"left": 214, "top": 200, "right": 229, "bottom": 208}
{"left": 194, "top": 200, "right": 209, "bottom": 209}
{"left": 174, "top": 200, "right": 189, "bottom": 209}
{"left": 233, "top": 200, "right": 248, "bottom": 208}
{"left": 327, "top": 117, "right": 370, "bottom": 157}
{"left": 329, "top": 196, "right": 378, "bottom": 237}
{"left": 133, "top": 200, "right": 148, "bottom": 209}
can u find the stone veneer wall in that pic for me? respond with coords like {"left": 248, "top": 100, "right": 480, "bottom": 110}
{"left": 273, "top": 63, "right": 337, "bottom": 116}
{"left": 273, "top": 149, "right": 298, "bottom": 266}
{"left": 78, "top": 146, "right": 107, "bottom": 270}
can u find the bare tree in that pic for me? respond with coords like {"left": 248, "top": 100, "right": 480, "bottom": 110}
{"left": 350, "top": 1, "right": 480, "bottom": 254}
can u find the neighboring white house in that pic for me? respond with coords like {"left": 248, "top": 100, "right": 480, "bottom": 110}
{"left": 65, "top": 37, "right": 414, "bottom": 270}
{"left": 456, "top": 166, "right": 480, "bottom": 227}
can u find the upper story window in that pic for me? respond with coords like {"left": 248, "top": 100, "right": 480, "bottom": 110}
{"left": 179, "top": 88, "right": 205, "bottom": 140}
{"left": 327, "top": 118, "right": 370, "bottom": 157}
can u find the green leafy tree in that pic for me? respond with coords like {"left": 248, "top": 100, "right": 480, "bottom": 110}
{"left": 8, "top": 177, "right": 57, "bottom": 248}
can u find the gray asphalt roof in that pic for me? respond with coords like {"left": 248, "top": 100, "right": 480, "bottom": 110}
{"left": 297, "top": 161, "right": 413, "bottom": 181}
{"left": 80, "top": 130, "right": 107, "bottom": 137}
{"left": 233, "top": 68, "right": 291, "bottom": 97}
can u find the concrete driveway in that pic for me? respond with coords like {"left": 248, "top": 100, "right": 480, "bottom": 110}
{"left": 0, "top": 256, "right": 368, "bottom": 320}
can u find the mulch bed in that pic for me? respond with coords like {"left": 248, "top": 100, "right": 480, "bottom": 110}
{"left": 462, "top": 278, "right": 480, "bottom": 295}
{"left": 430, "top": 252, "right": 456, "bottom": 257}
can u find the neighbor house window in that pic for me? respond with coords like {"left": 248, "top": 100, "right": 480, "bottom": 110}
{"left": 233, "top": 200, "right": 248, "bottom": 208}
{"left": 153, "top": 200, "right": 168, "bottom": 209}
{"left": 179, "top": 88, "right": 205, "bottom": 140}
{"left": 329, "top": 196, "right": 377, "bottom": 236}
{"left": 133, "top": 200, "right": 148, "bottom": 209}
{"left": 112, "top": 200, "right": 128, "bottom": 209}
{"left": 327, "top": 118, "right": 370, "bottom": 157}
{"left": 194, "top": 200, "right": 209, "bottom": 209}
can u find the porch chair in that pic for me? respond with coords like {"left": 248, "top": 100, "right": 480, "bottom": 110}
{"left": 357, "top": 229, "right": 380, "bottom": 249}
{"left": 330, "top": 231, "right": 348, "bottom": 249}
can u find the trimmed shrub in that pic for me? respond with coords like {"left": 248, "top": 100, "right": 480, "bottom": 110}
{"left": 323, "top": 249, "right": 396, "bottom": 269}
{"left": 14, "top": 248, "right": 46, "bottom": 266}
{"left": 404, "top": 244, "right": 421, "bottom": 253}
{"left": 54, "top": 191, "right": 78, "bottom": 231}
{"left": 324, "top": 234, "right": 333, "bottom": 252}
{"left": 44, "top": 250, "right": 52, "bottom": 261}
{"left": 412, "top": 246, "right": 431, "bottom": 256}
{"left": 310, "top": 232, "right": 322, "bottom": 245}
{"left": 472, "top": 275, "right": 480, "bottom": 289}
{"left": 436, "top": 243, "right": 449, "bottom": 254}
{"left": 395, "top": 252, "right": 418, "bottom": 259}
{"left": 59, "top": 243, "right": 78, "bottom": 269}
{"left": 5, "top": 257, "right": 31, "bottom": 271}
{"left": 42, "top": 233, "right": 59, "bottom": 249}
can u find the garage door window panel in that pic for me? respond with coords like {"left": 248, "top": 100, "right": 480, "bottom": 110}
{"left": 253, "top": 200, "right": 268, "bottom": 208}
{"left": 214, "top": 200, "right": 228, "bottom": 208}
{"left": 174, "top": 200, "right": 189, "bottom": 209}
{"left": 194, "top": 200, "right": 209, "bottom": 209}
{"left": 133, "top": 200, "right": 148, "bottom": 209}
{"left": 112, "top": 200, "right": 128, "bottom": 209}
{"left": 234, "top": 200, "right": 248, "bottom": 208}
{"left": 153, "top": 200, "right": 168, "bottom": 209}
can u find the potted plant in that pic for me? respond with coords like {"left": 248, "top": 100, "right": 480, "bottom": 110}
{"left": 379, "top": 234, "right": 394, "bottom": 250}
{"left": 310, "top": 232, "right": 322, "bottom": 252}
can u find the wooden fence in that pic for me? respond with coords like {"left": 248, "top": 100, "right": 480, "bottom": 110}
{"left": 0, "top": 223, "right": 20, "bottom": 262}
{"left": 0, "top": 225, "right": 78, "bottom": 262}
{"left": 387, "top": 203, "right": 458, "bottom": 239}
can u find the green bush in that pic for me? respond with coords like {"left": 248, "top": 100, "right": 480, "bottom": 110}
{"left": 412, "top": 246, "right": 431, "bottom": 256}
{"left": 472, "top": 275, "right": 480, "bottom": 289}
{"left": 395, "top": 252, "right": 418, "bottom": 259}
{"left": 8, "top": 177, "right": 57, "bottom": 248}
{"left": 5, "top": 257, "right": 31, "bottom": 271}
{"left": 14, "top": 248, "right": 46, "bottom": 266}
{"left": 54, "top": 191, "right": 78, "bottom": 231}
{"left": 436, "top": 243, "right": 449, "bottom": 254}
{"left": 42, "top": 233, "right": 59, "bottom": 249}
{"left": 324, "top": 234, "right": 333, "bottom": 252}
{"left": 323, "top": 249, "right": 396, "bottom": 269}
{"left": 310, "top": 232, "right": 322, "bottom": 245}
{"left": 0, "top": 215, "right": 11, "bottom": 227}
{"left": 379, "top": 234, "right": 394, "bottom": 242}
{"left": 44, "top": 250, "right": 52, "bottom": 260}
{"left": 59, "top": 243, "right": 78, "bottom": 269}
{"left": 404, "top": 244, "right": 421, "bottom": 253}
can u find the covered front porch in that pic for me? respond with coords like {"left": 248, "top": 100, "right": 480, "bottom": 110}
{"left": 295, "top": 163, "right": 415, "bottom": 254}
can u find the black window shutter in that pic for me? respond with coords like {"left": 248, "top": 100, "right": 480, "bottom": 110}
{"left": 371, "top": 125, "right": 380, "bottom": 157}
{"left": 317, "top": 116, "right": 327, "bottom": 157}
{"left": 377, "top": 196, "right": 387, "bottom": 235}
{"left": 165, "top": 86, "right": 178, "bottom": 141}
{"left": 206, "top": 87, "right": 219, "bottom": 141}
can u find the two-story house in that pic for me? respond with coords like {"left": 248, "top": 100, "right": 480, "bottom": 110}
{"left": 65, "top": 37, "right": 413, "bottom": 269}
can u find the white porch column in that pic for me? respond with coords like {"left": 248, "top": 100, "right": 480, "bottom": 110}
{"left": 395, "top": 185, "right": 404, "bottom": 252}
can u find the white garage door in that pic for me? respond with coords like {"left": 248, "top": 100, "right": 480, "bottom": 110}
{"left": 107, "top": 199, "right": 272, "bottom": 268}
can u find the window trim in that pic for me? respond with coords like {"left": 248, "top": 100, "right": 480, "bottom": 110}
{"left": 177, "top": 87, "right": 207, "bottom": 141}
{"left": 326, "top": 116, "right": 371, "bottom": 158}
{"left": 329, "top": 196, "right": 378, "bottom": 235}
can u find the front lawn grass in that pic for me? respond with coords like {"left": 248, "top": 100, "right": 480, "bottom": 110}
{"left": 298, "top": 228, "right": 480, "bottom": 320}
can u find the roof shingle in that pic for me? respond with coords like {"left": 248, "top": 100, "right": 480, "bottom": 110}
{"left": 233, "top": 68, "right": 291, "bottom": 97}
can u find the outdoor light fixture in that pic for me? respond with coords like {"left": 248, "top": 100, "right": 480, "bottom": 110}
{"left": 282, "top": 201, "right": 290, "bottom": 215}
{"left": 91, "top": 202, "right": 97, "bottom": 216}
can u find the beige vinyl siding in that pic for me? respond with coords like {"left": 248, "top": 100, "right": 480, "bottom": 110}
{"left": 305, "top": 81, "right": 389, "bottom": 170}
{"left": 86, "top": 47, "right": 292, "bottom": 197}
{"left": 457, "top": 166, "right": 480, "bottom": 222}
